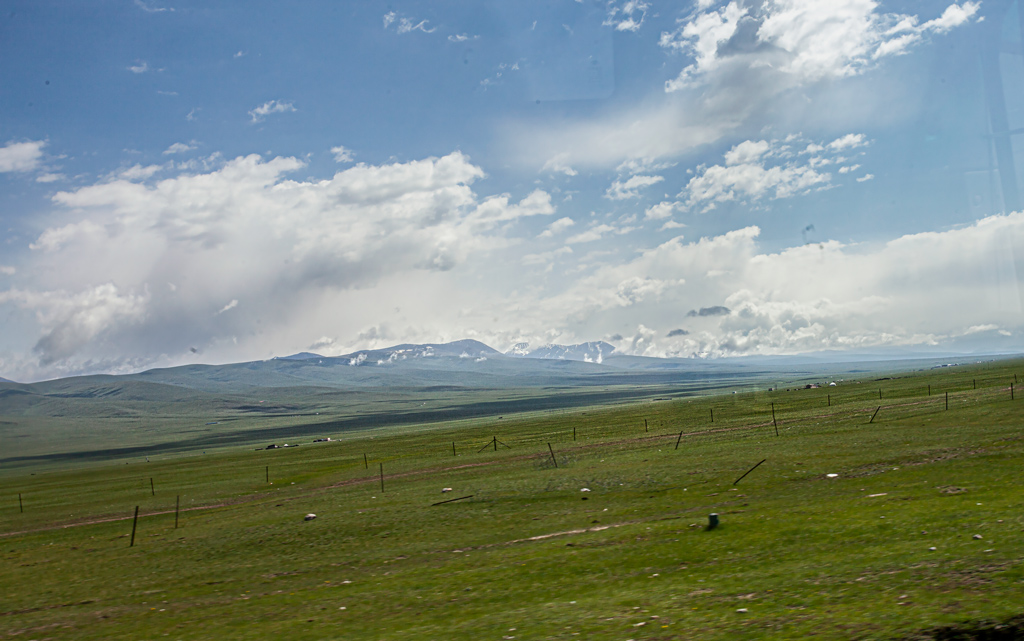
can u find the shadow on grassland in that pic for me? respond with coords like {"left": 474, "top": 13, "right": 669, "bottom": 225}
{"left": 0, "top": 383, "right": 733, "bottom": 466}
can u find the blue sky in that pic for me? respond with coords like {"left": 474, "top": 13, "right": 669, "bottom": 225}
{"left": 1, "top": 0, "right": 1021, "bottom": 380}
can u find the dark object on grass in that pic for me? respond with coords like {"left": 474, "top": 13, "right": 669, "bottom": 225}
{"left": 432, "top": 495, "right": 474, "bottom": 506}
{"left": 707, "top": 513, "right": 719, "bottom": 530}
{"left": 18, "top": 493, "right": 23, "bottom": 513}
{"left": 733, "top": 459, "right": 767, "bottom": 485}
{"left": 379, "top": 462, "right": 384, "bottom": 492}
{"left": 175, "top": 495, "right": 180, "bottom": 529}
{"left": 548, "top": 443, "right": 558, "bottom": 468}
{"left": 869, "top": 406, "right": 881, "bottom": 423}
{"left": 675, "top": 431, "right": 683, "bottom": 450}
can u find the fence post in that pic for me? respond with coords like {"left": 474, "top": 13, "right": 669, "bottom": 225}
{"left": 129, "top": 506, "right": 139, "bottom": 547}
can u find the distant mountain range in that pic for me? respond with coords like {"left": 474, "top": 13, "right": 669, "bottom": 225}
{"left": 505, "top": 341, "right": 615, "bottom": 363}
{"left": 0, "top": 339, "right": 1016, "bottom": 396}
{"left": 275, "top": 339, "right": 614, "bottom": 365}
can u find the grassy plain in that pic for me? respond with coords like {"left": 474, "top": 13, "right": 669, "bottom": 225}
{"left": 2, "top": 359, "right": 1024, "bottom": 639}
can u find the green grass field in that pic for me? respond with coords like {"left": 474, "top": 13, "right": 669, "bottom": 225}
{"left": 3, "top": 359, "right": 1024, "bottom": 639}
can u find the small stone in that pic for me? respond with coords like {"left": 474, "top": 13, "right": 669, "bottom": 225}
{"left": 737, "top": 608, "right": 748, "bottom": 613}
{"left": 442, "top": 487, "right": 453, "bottom": 493}
{"left": 929, "top": 546, "right": 937, "bottom": 551}
{"left": 973, "top": 534, "right": 983, "bottom": 540}
{"left": 304, "top": 514, "right": 317, "bottom": 521}
{"left": 580, "top": 488, "right": 591, "bottom": 492}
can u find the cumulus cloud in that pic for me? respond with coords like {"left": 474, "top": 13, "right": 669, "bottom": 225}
{"left": 605, "top": 174, "right": 664, "bottom": 200}
{"left": 512, "top": 0, "right": 976, "bottom": 171}
{"left": 667, "top": 328, "right": 689, "bottom": 337}
{"left": 128, "top": 61, "right": 150, "bottom": 74}
{"left": 249, "top": 100, "right": 296, "bottom": 123}
{"left": 662, "top": 0, "right": 982, "bottom": 91}
{"left": 2, "top": 151, "right": 564, "bottom": 373}
{"left": 681, "top": 135, "right": 867, "bottom": 211}
{"left": 528, "top": 212, "right": 1024, "bottom": 359}
{"left": 0, "top": 140, "right": 46, "bottom": 173}
{"left": 644, "top": 201, "right": 679, "bottom": 220}
{"left": 0, "top": 284, "right": 148, "bottom": 365}
{"left": 331, "top": 145, "right": 354, "bottom": 163}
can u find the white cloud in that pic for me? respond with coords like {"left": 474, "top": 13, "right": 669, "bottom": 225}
{"left": 510, "top": 0, "right": 975, "bottom": 172}
{"left": 35, "top": 173, "right": 65, "bottom": 183}
{"left": 644, "top": 201, "right": 679, "bottom": 220}
{"left": 857, "top": 173, "right": 875, "bottom": 182}
{"left": 541, "top": 153, "right": 578, "bottom": 177}
{"left": 514, "top": 211, "right": 1024, "bottom": 360}
{"left": 163, "top": 142, "right": 196, "bottom": 155}
{"left": 604, "top": 0, "right": 650, "bottom": 32}
{"left": 384, "top": 12, "right": 436, "bottom": 34}
{"left": 828, "top": 133, "right": 868, "bottom": 151}
{"left": 567, "top": 223, "right": 617, "bottom": 244}
{"left": 662, "top": 0, "right": 982, "bottom": 91}
{"left": 2, "top": 151, "right": 566, "bottom": 372}
{"left": 128, "top": 61, "right": 150, "bottom": 74}
{"left": 605, "top": 174, "right": 664, "bottom": 200}
{"left": 615, "top": 157, "right": 676, "bottom": 175}
{"left": 0, "top": 140, "right": 46, "bottom": 173}
{"left": 0, "top": 284, "right": 148, "bottom": 365}
{"left": 682, "top": 134, "right": 867, "bottom": 210}
{"left": 0, "top": 266, "right": 15, "bottom": 276}
{"left": 115, "top": 164, "right": 163, "bottom": 181}
{"left": 215, "top": 299, "right": 238, "bottom": 315}
{"left": 538, "top": 217, "right": 576, "bottom": 238}
{"left": 448, "top": 33, "right": 478, "bottom": 42}
{"left": 838, "top": 164, "right": 861, "bottom": 174}
{"left": 134, "top": 0, "right": 171, "bottom": 12}
{"left": 920, "top": 1, "right": 981, "bottom": 33}
{"left": 331, "top": 146, "right": 355, "bottom": 163}
{"left": 724, "top": 140, "right": 771, "bottom": 166}
{"left": 248, "top": 100, "right": 297, "bottom": 123}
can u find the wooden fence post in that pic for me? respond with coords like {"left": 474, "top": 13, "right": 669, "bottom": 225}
{"left": 129, "top": 506, "right": 139, "bottom": 547}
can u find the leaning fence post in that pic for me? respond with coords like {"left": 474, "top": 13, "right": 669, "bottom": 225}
{"left": 547, "top": 443, "right": 558, "bottom": 468}
{"left": 129, "top": 506, "right": 139, "bottom": 547}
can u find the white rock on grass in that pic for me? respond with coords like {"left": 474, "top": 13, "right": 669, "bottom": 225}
{"left": 304, "top": 514, "right": 317, "bottom": 521}
{"left": 442, "top": 488, "right": 453, "bottom": 493}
